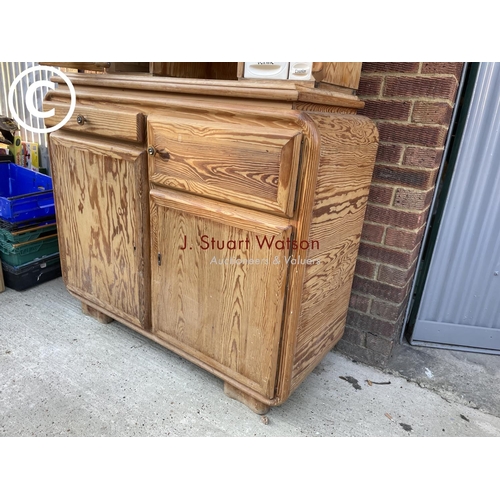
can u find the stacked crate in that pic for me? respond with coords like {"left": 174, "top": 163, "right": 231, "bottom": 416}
{"left": 0, "top": 163, "right": 61, "bottom": 291}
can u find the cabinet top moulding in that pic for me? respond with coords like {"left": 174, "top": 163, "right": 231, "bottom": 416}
{"left": 48, "top": 74, "right": 365, "bottom": 111}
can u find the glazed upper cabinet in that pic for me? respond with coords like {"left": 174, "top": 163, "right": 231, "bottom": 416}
{"left": 49, "top": 133, "right": 150, "bottom": 329}
{"left": 44, "top": 72, "right": 378, "bottom": 414}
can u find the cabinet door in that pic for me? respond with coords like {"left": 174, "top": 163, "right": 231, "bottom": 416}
{"left": 49, "top": 132, "right": 150, "bottom": 329}
{"left": 150, "top": 188, "right": 293, "bottom": 398}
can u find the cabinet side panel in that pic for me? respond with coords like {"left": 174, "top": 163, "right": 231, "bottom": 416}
{"left": 291, "top": 114, "right": 378, "bottom": 389}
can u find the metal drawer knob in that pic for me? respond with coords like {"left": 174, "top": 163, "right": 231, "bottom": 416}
{"left": 76, "top": 115, "right": 86, "bottom": 125}
{"left": 148, "top": 146, "right": 169, "bottom": 160}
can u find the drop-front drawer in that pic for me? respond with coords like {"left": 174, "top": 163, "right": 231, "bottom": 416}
{"left": 43, "top": 101, "right": 146, "bottom": 143}
{"left": 147, "top": 113, "right": 303, "bottom": 216}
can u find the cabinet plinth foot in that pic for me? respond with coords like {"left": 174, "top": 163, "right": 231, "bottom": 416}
{"left": 81, "top": 303, "right": 114, "bottom": 324}
{"left": 223, "top": 382, "right": 270, "bottom": 415}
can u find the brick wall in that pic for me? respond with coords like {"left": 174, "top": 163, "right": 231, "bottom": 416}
{"left": 336, "top": 62, "right": 464, "bottom": 367}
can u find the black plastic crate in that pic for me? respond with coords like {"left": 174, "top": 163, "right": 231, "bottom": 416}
{"left": 1, "top": 253, "right": 61, "bottom": 291}
{"left": 0, "top": 216, "right": 56, "bottom": 232}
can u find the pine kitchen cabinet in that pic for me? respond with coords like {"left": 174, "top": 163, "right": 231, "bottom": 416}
{"left": 43, "top": 68, "right": 378, "bottom": 413}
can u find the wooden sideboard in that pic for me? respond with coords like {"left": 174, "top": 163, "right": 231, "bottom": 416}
{"left": 43, "top": 69, "right": 378, "bottom": 413}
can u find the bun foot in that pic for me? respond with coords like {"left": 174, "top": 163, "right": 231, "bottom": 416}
{"left": 81, "top": 302, "right": 114, "bottom": 324}
{"left": 224, "top": 382, "right": 270, "bottom": 415}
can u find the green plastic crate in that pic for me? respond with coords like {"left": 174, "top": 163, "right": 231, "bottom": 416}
{"left": 0, "top": 234, "right": 59, "bottom": 267}
{"left": 0, "top": 222, "right": 57, "bottom": 245}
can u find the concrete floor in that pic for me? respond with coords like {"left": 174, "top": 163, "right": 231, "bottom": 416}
{"left": 1, "top": 277, "right": 500, "bottom": 437}
{"left": 387, "top": 340, "right": 500, "bottom": 419}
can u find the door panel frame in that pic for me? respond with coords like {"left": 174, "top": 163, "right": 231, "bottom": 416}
{"left": 150, "top": 188, "right": 293, "bottom": 398}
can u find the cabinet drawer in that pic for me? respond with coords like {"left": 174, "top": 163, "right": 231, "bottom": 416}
{"left": 148, "top": 113, "right": 303, "bottom": 216}
{"left": 43, "top": 101, "right": 145, "bottom": 142}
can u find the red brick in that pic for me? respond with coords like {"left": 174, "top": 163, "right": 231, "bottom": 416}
{"left": 375, "top": 144, "right": 403, "bottom": 164}
{"left": 360, "top": 99, "right": 412, "bottom": 121}
{"left": 384, "top": 76, "right": 458, "bottom": 100}
{"left": 365, "top": 204, "right": 429, "bottom": 229}
{"left": 358, "top": 75, "right": 383, "bottom": 96}
{"left": 368, "top": 185, "right": 394, "bottom": 205}
{"left": 403, "top": 147, "right": 443, "bottom": 169}
{"left": 393, "top": 188, "right": 434, "bottom": 211}
{"left": 370, "top": 300, "right": 405, "bottom": 321}
{"left": 334, "top": 338, "right": 391, "bottom": 366}
{"left": 352, "top": 276, "right": 410, "bottom": 304}
{"left": 366, "top": 333, "right": 394, "bottom": 355}
{"left": 346, "top": 310, "right": 398, "bottom": 338}
{"left": 354, "top": 259, "right": 377, "bottom": 279}
{"left": 378, "top": 263, "right": 418, "bottom": 288}
{"left": 412, "top": 102, "right": 453, "bottom": 125}
{"left": 362, "top": 62, "right": 420, "bottom": 74}
{"left": 385, "top": 226, "right": 425, "bottom": 251}
{"left": 421, "top": 63, "right": 464, "bottom": 79}
{"left": 358, "top": 242, "right": 419, "bottom": 269}
{"left": 349, "top": 293, "right": 371, "bottom": 313}
{"left": 373, "top": 165, "right": 438, "bottom": 190}
{"left": 341, "top": 326, "right": 366, "bottom": 347}
{"left": 361, "top": 222, "right": 385, "bottom": 243}
{"left": 378, "top": 122, "right": 447, "bottom": 147}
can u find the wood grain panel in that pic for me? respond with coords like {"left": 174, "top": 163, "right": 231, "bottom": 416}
{"left": 292, "top": 247, "right": 359, "bottom": 384}
{"left": 319, "top": 63, "right": 363, "bottom": 90}
{"left": 293, "top": 103, "right": 357, "bottom": 114}
{"left": 43, "top": 101, "right": 145, "bottom": 142}
{"left": 50, "top": 74, "right": 300, "bottom": 101}
{"left": 150, "top": 188, "right": 292, "bottom": 398}
{"left": 307, "top": 115, "right": 378, "bottom": 254}
{"left": 297, "top": 87, "right": 364, "bottom": 110}
{"left": 49, "top": 132, "right": 151, "bottom": 328}
{"left": 209, "top": 63, "right": 239, "bottom": 80}
{"left": 150, "top": 62, "right": 210, "bottom": 78}
{"left": 49, "top": 73, "right": 363, "bottom": 108}
{"left": 291, "top": 113, "right": 378, "bottom": 389}
{"left": 107, "top": 62, "right": 149, "bottom": 73}
{"left": 148, "top": 114, "right": 302, "bottom": 216}
{"left": 150, "top": 62, "right": 238, "bottom": 80}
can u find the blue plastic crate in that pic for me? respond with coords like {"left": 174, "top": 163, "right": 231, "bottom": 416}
{"left": 0, "top": 163, "right": 55, "bottom": 223}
